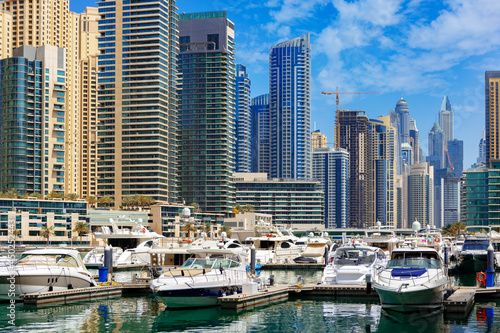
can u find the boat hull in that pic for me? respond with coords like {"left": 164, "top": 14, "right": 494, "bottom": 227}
{"left": 457, "top": 253, "right": 487, "bottom": 273}
{"left": 154, "top": 286, "right": 241, "bottom": 309}
{"left": 374, "top": 282, "right": 447, "bottom": 312}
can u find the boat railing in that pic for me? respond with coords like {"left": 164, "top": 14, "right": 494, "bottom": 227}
{"left": 378, "top": 262, "right": 446, "bottom": 288}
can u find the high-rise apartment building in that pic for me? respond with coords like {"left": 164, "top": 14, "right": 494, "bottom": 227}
{"left": 485, "top": 71, "right": 500, "bottom": 167}
{"left": 312, "top": 147, "right": 349, "bottom": 229}
{"left": 368, "top": 116, "right": 396, "bottom": 227}
{"left": 1, "top": 0, "right": 81, "bottom": 195}
{"left": 395, "top": 97, "right": 410, "bottom": 145}
{"left": 311, "top": 130, "right": 328, "bottom": 149}
{"left": 389, "top": 109, "right": 402, "bottom": 175}
{"left": 443, "top": 177, "right": 460, "bottom": 227}
{"left": 269, "top": 33, "right": 311, "bottom": 180}
{"left": 0, "top": 45, "right": 67, "bottom": 194}
{"left": 177, "top": 11, "right": 235, "bottom": 215}
{"left": 251, "top": 93, "right": 270, "bottom": 175}
{"left": 0, "top": 9, "right": 12, "bottom": 59}
{"left": 336, "top": 109, "right": 369, "bottom": 228}
{"left": 97, "top": 0, "right": 178, "bottom": 207}
{"left": 408, "top": 162, "right": 434, "bottom": 227}
{"left": 234, "top": 64, "right": 251, "bottom": 173}
{"left": 426, "top": 122, "right": 445, "bottom": 170}
{"left": 439, "top": 96, "right": 453, "bottom": 145}
{"left": 78, "top": 7, "right": 99, "bottom": 199}
{"left": 448, "top": 139, "right": 464, "bottom": 178}
{"left": 409, "top": 118, "right": 420, "bottom": 164}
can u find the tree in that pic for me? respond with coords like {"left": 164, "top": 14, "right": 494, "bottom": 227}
{"left": 47, "top": 191, "right": 64, "bottom": 199}
{"left": 65, "top": 193, "right": 79, "bottom": 201}
{"left": 12, "top": 229, "right": 21, "bottom": 245}
{"left": 442, "top": 221, "right": 466, "bottom": 236}
{"left": 25, "top": 192, "right": 43, "bottom": 199}
{"left": 219, "top": 225, "right": 232, "bottom": 238}
{"left": 98, "top": 196, "right": 113, "bottom": 209}
{"left": 181, "top": 223, "right": 197, "bottom": 238}
{"left": 189, "top": 202, "right": 201, "bottom": 213}
{"left": 4, "top": 189, "right": 20, "bottom": 199}
{"left": 86, "top": 196, "right": 97, "bottom": 208}
{"left": 73, "top": 222, "right": 90, "bottom": 245}
{"left": 40, "top": 225, "right": 54, "bottom": 246}
{"left": 122, "top": 196, "right": 134, "bottom": 209}
{"left": 242, "top": 204, "right": 255, "bottom": 213}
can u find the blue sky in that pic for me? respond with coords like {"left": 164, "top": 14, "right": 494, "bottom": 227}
{"left": 71, "top": 0, "right": 500, "bottom": 169}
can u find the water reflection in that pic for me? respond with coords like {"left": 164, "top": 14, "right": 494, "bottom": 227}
{"left": 377, "top": 309, "right": 444, "bottom": 333}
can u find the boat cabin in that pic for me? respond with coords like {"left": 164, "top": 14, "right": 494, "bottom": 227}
{"left": 333, "top": 247, "right": 386, "bottom": 266}
{"left": 387, "top": 249, "right": 442, "bottom": 269}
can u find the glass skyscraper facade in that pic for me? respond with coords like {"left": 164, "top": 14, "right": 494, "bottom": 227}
{"left": 97, "top": 0, "right": 179, "bottom": 206}
{"left": 177, "top": 11, "right": 236, "bottom": 215}
{"left": 0, "top": 45, "right": 66, "bottom": 195}
{"left": 312, "top": 147, "right": 349, "bottom": 229}
{"left": 269, "top": 33, "right": 311, "bottom": 180}
{"left": 234, "top": 64, "right": 251, "bottom": 173}
{"left": 251, "top": 93, "right": 270, "bottom": 175}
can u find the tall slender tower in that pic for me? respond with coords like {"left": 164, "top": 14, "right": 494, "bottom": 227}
{"left": 269, "top": 33, "right": 311, "bottom": 180}
{"left": 485, "top": 71, "right": 500, "bottom": 167}
{"left": 408, "top": 162, "right": 434, "bottom": 227}
{"left": 336, "top": 110, "right": 369, "bottom": 228}
{"left": 426, "top": 122, "right": 445, "bottom": 171}
{"left": 0, "top": 9, "right": 12, "bottom": 59}
{"left": 178, "top": 11, "right": 236, "bottom": 215}
{"left": 97, "top": 0, "right": 178, "bottom": 207}
{"left": 251, "top": 94, "right": 270, "bottom": 174}
{"left": 235, "top": 64, "right": 252, "bottom": 173}
{"left": 395, "top": 97, "right": 410, "bottom": 145}
{"left": 368, "top": 116, "right": 397, "bottom": 227}
{"left": 1, "top": 0, "right": 81, "bottom": 195}
{"left": 409, "top": 118, "right": 420, "bottom": 164}
{"left": 439, "top": 96, "right": 453, "bottom": 144}
{"left": 0, "top": 46, "right": 67, "bottom": 194}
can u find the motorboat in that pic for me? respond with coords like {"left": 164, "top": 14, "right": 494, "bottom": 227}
{"left": 115, "top": 238, "right": 162, "bottom": 266}
{"left": 293, "top": 235, "right": 331, "bottom": 264}
{"left": 243, "top": 222, "right": 301, "bottom": 264}
{"left": 363, "top": 230, "right": 400, "bottom": 255}
{"left": 372, "top": 247, "right": 449, "bottom": 312}
{"left": 321, "top": 245, "right": 387, "bottom": 285}
{"left": 456, "top": 234, "right": 491, "bottom": 273}
{"left": 450, "top": 239, "right": 464, "bottom": 260}
{"left": 150, "top": 248, "right": 251, "bottom": 309}
{"left": 0, "top": 249, "right": 96, "bottom": 300}
{"left": 82, "top": 246, "right": 123, "bottom": 268}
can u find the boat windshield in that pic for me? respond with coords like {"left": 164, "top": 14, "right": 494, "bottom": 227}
{"left": 181, "top": 258, "right": 239, "bottom": 269}
{"left": 387, "top": 252, "right": 442, "bottom": 269}
{"left": 462, "top": 240, "right": 489, "bottom": 251}
{"left": 15, "top": 254, "right": 80, "bottom": 268}
{"left": 334, "top": 249, "right": 377, "bottom": 266}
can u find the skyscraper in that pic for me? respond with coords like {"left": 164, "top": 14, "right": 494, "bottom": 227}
{"left": 395, "top": 97, "right": 410, "bottom": 145}
{"left": 336, "top": 110, "right": 369, "bottom": 228}
{"left": 234, "top": 64, "right": 251, "bottom": 173}
{"left": 447, "top": 139, "right": 464, "bottom": 178}
{"left": 426, "top": 122, "right": 445, "bottom": 171}
{"left": 409, "top": 118, "right": 420, "bottom": 164}
{"left": 97, "top": 0, "right": 178, "bottom": 207}
{"left": 0, "top": 10, "right": 12, "bottom": 59}
{"left": 439, "top": 96, "right": 454, "bottom": 144}
{"left": 269, "top": 33, "right": 311, "bottom": 180}
{"left": 408, "top": 162, "right": 434, "bottom": 227}
{"left": 312, "top": 147, "right": 349, "bottom": 229}
{"left": 0, "top": 46, "right": 67, "bottom": 194}
{"left": 311, "top": 130, "right": 328, "bottom": 149}
{"left": 368, "top": 116, "right": 397, "bottom": 227}
{"left": 178, "top": 11, "right": 236, "bottom": 215}
{"left": 485, "top": 71, "right": 500, "bottom": 167}
{"left": 251, "top": 94, "right": 270, "bottom": 174}
{"left": 1, "top": 0, "right": 83, "bottom": 195}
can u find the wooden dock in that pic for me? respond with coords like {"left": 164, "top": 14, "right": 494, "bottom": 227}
{"left": 21, "top": 286, "right": 122, "bottom": 306}
{"left": 443, "top": 288, "right": 475, "bottom": 313}
{"left": 219, "top": 284, "right": 290, "bottom": 309}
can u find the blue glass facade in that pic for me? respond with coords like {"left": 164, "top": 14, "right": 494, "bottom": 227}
{"left": 447, "top": 139, "right": 463, "bottom": 178}
{"left": 251, "top": 93, "right": 270, "bottom": 174}
{"left": 234, "top": 64, "right": 251, "bottom": 173}
{"left": 269, "top": 34, "right": 311, "bottom": 180}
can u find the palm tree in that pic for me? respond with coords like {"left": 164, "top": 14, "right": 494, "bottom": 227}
{"left": 242, "top": 204, "right": 254, "bottom": 213}
{"left": 181, "top": 223, "right": 197, "bottom": 238}
{"left": 219, "top": 225, "right": 232, "bottom": 238}
{"left": 65, "top": 193, "right": 79, "bottom": 201}
{"left": 12, "top": 229, "right": 21, "bottom": 245}
{"left": 40, "top": 225, "right": 54, "bottom": 246}
{"left": 98, "top": 196, "right": 113, "bottom": 209}
{"left": 47, "top": 191, "right": 64, "bottom": 199}
{"left": 86, "top": 196, "right": 97, "bottom": 208}
{"left": 73, "top": 222, "right": 90, "bottom": 245}
{"left": 122, "top": 196, "right": 134, "bottom": 209}
{"left": 4, "top": 189, "right": 20, "bottom": 199}
{"left": 189, "top": 202, "right": 201, "bottom": 213}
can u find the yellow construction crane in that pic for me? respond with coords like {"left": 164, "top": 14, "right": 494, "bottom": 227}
{"left": 322, "top": 87, "right": 379, "bottom": 146}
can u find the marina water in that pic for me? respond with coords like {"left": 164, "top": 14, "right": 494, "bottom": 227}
{"left": 1, "top": 269, "right": 500, "bottom": 332}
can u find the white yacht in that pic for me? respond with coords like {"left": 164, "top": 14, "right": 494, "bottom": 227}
{"left": 82, "top": 246, "right": 123, "bottom": 268}
{"left": 0, "top": 249, "right": 96, "bottom": 300}
{"left": 293, "top": 235, "right": 331, "bottom": 264}
{"left": 372, "top": 247, "right": 449, "bottom": 312}
{"left": 363, "top": 229, "right": 400, "bottom": 255}
{"left": 150, "top": 248, "right": 251, "bottom": 308}
{"left": 321, "top": 245, "right": 387, "bottom": 285}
